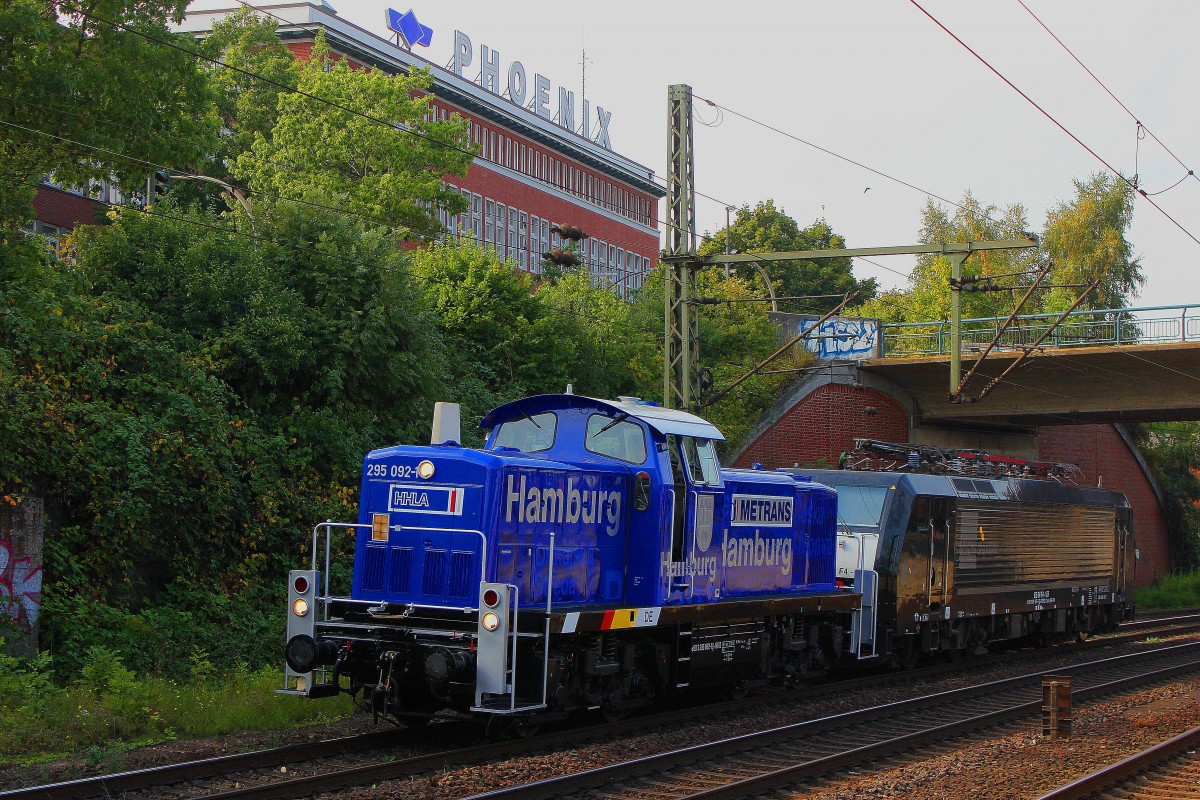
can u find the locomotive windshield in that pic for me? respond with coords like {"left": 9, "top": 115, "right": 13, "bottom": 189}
{"left": 831, "top": 484, "right": 889, "bottom": 527}
{"left": 585, "top": 413, "right": 647, "bottom": 464}
{"left": 493, "top": 412, "right": 557, "bottom": 452}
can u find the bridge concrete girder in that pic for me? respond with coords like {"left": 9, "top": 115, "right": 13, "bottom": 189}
{"left": 861, "top": 341, "right": 1200, "bottom": 426}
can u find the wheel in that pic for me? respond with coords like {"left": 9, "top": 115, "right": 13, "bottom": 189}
{"left": 600, "top": 704, "right": 629, "bottom": 723}
{"left": 727, "top": 681, "right": 749, "bottom": 701}
{"left": 510, "top": 720, "right": 542, "bottom": 739}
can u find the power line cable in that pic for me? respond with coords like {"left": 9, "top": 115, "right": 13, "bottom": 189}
{"left": 909, "top": 0, "right": 1200, "bottom": 248}
{"left": 691, "top": 93, "right": 1026, "bottom": 237}
{"left": 1017, "top": 0, "right": 1198, "bottom": 193}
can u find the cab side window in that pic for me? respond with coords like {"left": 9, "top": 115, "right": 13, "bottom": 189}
{"left": 682, "top": 437, "right": 721, "bottom": 486}
{"left": 585, "top": 414, "right": 647, "bottom": 464}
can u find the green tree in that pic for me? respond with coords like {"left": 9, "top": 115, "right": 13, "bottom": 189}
{"left": 234, "top": 38, "right": 472, "bottom": 239}
{"left": 1041, "top": 172, "right": 1142, "bottom": 311}
{"left": 698, "top": 201, "right": 877, "bottom": 309}
{"left": 1132, "top": 422, "right": 1200, "bottom": 571}
{"left": 626, "top": 266, "right": 803, "bottom": 451}
{"left": 0, "top": 0, "right": 218, "bottom": 225}
{"left": 858, "top": 192, "right": 1039, "bottom": 325}
{"left": 410, "top": 241, "right": 576, "bottom": 438}
{"left": 199, "top": 8, "right": 300, "bottom": 173}
{"left": 534, "top": 269, "right": 646, "bottom": 400}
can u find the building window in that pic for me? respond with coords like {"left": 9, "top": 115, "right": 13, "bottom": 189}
{"left": 508, "top": 206, "right": 517, "bottom": 259}
{"left": 472, "top": 193, "right": 482, "bottom": 244}
{"left": 496, "top": 204, "right": 506, "bottom": 257}
{"left": 485, "top": 199, "right": 495, "bottom": 247}
{"left": 519, "top": 211, "right": 529, "bottom": 270}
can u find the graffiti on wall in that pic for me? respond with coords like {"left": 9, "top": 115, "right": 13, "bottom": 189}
{"left": 796, "top": 316, "right": 880, "bottom": 360}
{"left": 0, "top": 540, "right": 42, "bottom": 630}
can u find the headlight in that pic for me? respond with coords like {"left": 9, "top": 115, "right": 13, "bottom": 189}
{"left": 292, "top": 598, "right": 310, "bottom": 617}
{"left": 481, "top": 611, "right": 500, "bottom": 631}
{"left": 417, "top": 460, "right": 435, "bottom": 479}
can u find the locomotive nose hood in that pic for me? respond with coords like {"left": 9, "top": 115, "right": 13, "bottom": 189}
{"left": 352, "top": 444, "right": 493, "bottom": 606}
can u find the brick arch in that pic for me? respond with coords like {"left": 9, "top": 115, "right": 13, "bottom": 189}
{"left": 733, "top": 383, "right": 908, "bottom": 469}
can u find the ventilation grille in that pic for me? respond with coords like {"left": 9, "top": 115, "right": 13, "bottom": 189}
{"left": 422, "top": 548, "right": 447, "bottom": 595}
{"left": 363, "top": 546, "right": 386, "bottom": 591}
{"left": 389, "top": 547, "right": 412, "bottom": 594}
{"left": 449, "top": 551, "right": 475, "bottom": 598}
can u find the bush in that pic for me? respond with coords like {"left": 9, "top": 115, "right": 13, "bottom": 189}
{"left": 1133, "top": 571, "right": 1200, "bottom": 610}
{"left": 0, "top": 642, "right": 352, "bottom": 764}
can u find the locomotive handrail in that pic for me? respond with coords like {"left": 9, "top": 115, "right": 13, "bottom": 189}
{"left": 311, "top": 521, "right": 490, "bottom": 613}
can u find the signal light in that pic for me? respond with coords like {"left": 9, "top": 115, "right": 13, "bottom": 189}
{"left": 483, "top": 588, "right": 499, "bottom": 608}
{"left": 294, "top": 575, "right": 309, "bottom": 594}
{"left": 543, "top": 248, "right": 580, "bottom": 267}
{"left": 550, "top": 223, "right": 588, "bottom": 241}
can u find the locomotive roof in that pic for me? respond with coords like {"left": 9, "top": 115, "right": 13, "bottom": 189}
{"left": 480, "top": 394, "right": 725, "bottom": 441}
{"left": 798, "top": 468, "right": 1130, "bottom": 508}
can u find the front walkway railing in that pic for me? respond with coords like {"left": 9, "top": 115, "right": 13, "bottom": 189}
{"left": 878, "top": 304, "right": 1200, "bottom": 358}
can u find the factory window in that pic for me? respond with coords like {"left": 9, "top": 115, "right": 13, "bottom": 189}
{"left": 472, "top": 193, "right": 482, "bottom": 243}
{"left": 585, "top": 413, "right": 647, "bottom": 465}
{"left": 496, "top": 204, "right": 506, "bottom": 257}
{"left": 518, "top": 211, "right": 529, "bottom": 270}
{"left": 508, "top": 206, "right": 517, "bottom": 257}
{"left": 493, "top": 412, "right": 557, "bottom": 453}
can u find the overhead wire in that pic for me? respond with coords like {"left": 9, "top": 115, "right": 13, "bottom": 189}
{"left": 1017, "top": 0, "right": 1198, "bottom": 193}
{"left": 908, "top": 0, "right": 1200, "bottom": 248}
{"left": 691, "top": 93, "right": 1027, "bottom": 238}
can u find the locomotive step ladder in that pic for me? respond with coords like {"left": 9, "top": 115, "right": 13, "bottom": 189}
{"left": 472, "top": 534, "right": 558, "bottom": 715}
{"left": 851, "top": 568, "right": 880, "bottom": 659}
{"left": 675, "top": 623, "right": 693, "bottom": 688}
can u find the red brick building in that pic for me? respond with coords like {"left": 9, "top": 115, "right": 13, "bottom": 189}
{"left": 732, "top": 376, "right": 1172, "bottom": 588}
{"left": 176, "top": 1, "right": 663, "bottom": 296}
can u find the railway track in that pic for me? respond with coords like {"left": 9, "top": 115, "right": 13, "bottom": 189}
{"left": 460, "top": 641, "right": 1200, "bottom": 800}
{"left": 6, "top": 615, "right": 1197, "bottom": 800}
{"left": 1036, "top": 725, "right": 1200, "bottom": 800}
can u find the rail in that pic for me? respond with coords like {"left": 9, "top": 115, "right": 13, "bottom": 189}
{"left": 879, "top": 303, "right": 1200, "bottom": 357}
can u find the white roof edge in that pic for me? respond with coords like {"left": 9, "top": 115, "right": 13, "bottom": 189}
{"left": 602, "top": 398, "right": 725, "bottom": 441}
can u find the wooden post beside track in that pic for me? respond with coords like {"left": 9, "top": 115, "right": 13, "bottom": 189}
{"left": 1042, "top": 674, "right": 1073, "bottom": 739}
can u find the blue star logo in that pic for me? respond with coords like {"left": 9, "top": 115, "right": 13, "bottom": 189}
{"left": 386, "top": 8, "right": 433, "bottom": 49}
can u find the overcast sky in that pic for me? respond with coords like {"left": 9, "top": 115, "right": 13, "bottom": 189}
{"left": 330, "top": 0, "right": 1200, "bottom": 309}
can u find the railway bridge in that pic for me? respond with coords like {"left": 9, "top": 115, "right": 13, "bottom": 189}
{"left": 732, "top": 303, "right": 1200, "bottom": 588}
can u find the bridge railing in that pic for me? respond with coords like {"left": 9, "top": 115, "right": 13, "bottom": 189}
{"left": 879, "top": 304, "right": 1200, "bottom": 358}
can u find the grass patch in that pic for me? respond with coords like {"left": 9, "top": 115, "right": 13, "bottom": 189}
{"left": 1134, "top": 570, "right": 1200, "bottom": 611}
{"left": 0, "top": 644, "right": 354, "bottom": 765}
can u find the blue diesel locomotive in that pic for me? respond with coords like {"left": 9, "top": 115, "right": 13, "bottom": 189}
{"left": 281, "top": 394, "right": 860, "bottom": 725}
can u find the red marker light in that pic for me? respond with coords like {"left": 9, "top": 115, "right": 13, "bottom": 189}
{"left": 294, "top": 576, "right": 309, "bottom": 594}
{"left": 483, "top": 589, "right": 500, "bottom": 608}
